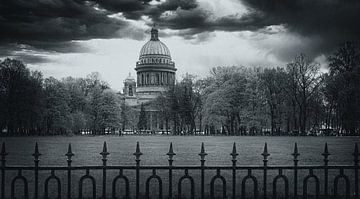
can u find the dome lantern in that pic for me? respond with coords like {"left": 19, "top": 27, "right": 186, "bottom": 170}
{"left": 150, "top": 28, "right": 159, "bottom": 41}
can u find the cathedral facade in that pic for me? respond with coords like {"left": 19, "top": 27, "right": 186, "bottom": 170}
{"left": 121, "top": 27, "right": 176, "bottom": 132}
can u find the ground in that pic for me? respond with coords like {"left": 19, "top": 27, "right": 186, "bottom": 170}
{"left": 1, "top": 135, "right": 359, "bottom": 198}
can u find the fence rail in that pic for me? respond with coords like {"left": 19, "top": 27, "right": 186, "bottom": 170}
{"left": 0, "top": 141, "right": 359, "bottom": 199}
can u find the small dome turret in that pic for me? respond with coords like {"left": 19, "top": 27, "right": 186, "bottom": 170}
{"left": 124, "top": 72, "right": 135, "bottom": 82}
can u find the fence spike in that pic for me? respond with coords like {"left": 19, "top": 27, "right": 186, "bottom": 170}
{"left": 322, "top": 142, "right": 330, "bottom": 156}
{"left": 65, "top": 143, "right": 74, "bottom": 159}
{"left": 100, "top": 141, "right": 110, "bottom": 158}
{"left": 1, "top": 142, "right": 7, "bottom": 156}
{"left": 230, "top": 142, "right": 239, "bottom": 158}
{"left": 133, "top": 142, "right": 143, "bottom": 159}
{"left": 199, "top": 142, "right": 208, "bottom": 157}
{"left": 353, "top": 143, "right": 359, "bottom": 161}
{"left": 322, "top": 142, "right": 330, "bottom": 164}
{"left": 354, "top": 143, "right": 359, "bottom": 155}
{"left": 167, "top": 142, "right": 176, "bottom": 157}
{"left": 261, "top": 142, "right": 270, "bottom": 158}
{"left": 32, "top": 142, "right": 41, "bottom": 159}
{"left": 199, "top": 142, "right": 207, "bottom": 167}
{"left": 292, "top": 142, "right": 300, "bottom": 156}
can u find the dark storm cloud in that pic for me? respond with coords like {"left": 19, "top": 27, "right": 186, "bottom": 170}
{"left": 150, "top": 0, "right": 360, "bottom": 60}
{"left": 0, "top": 42, "right": 90, "bottom": 64}
{"left": 154, "top": 0, "right": 360, "bottom": 37}
{"left": 0, "top": 0, "right": 139, "bottom": 55}
{"left": 237, "top": 0, "right": 360, "bottom": 58}
{"left": 156, "top": 11, "right": 270, "bottom": 33}
{"left": 0, "top": 0, "right": 198, "bottom": 57}
{"left": 158, "top": 0, "right": 197, "bottom": 11}
{"left": 95, "top": 0, "right": 152, "bottom": 19}
{"left": 2, "top": 0, "right": 359, "bottom": 64}
{"left": 11, "top": 54, "right": 51, "bottom": 64}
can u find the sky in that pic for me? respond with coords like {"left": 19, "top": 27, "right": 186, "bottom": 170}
{"left": 0, "top": 0, "right": 359, "bottom": 91}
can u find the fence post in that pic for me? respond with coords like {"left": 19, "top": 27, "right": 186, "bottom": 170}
{"left": 292, "top": 143, "right": 300, "bottom": 199}
{"left": 100, "top": 141, "right": 109, "bottom": 199}
{"left": 167, "top": 142, "right": 176, "bottom": 199}
{"left": 199, "top": 142, "right": 207, "bottom": 199}
{"left": 133, "top": 142, "right": 143, "bottom": 199}
{"left": 65, "top": 143, "right": 74, "bottom": 199}
{"left": 230, "top": 142, "right": 238, "bottom": 199}
{"left": 261, "top": 143, "right": 270, "bottom": 199}
{"left": 32, "top": 142, "right": 41, "bottom": 199}
{"left": 322, "top": 143, "right": 330, "bottom": 198}
{"left": 1, "top": 143, "right": 8, "bottom": 199}
{"left": 353, "top": 143, "right": 359, "bottom": 199}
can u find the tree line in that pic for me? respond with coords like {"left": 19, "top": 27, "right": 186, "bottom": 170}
{"left": 1, "top": 42, "right": 359, "bottom": 136}
{"left": 151, "top": 42, "right": 360, "bottom": 136}
{"left": 0, "top": 59, "right": 121, "bottom": 135}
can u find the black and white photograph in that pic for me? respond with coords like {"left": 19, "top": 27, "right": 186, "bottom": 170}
{"left": 0, "top": 0, "right": 360, "bottom": 198}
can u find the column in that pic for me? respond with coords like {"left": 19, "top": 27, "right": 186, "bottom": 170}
{"left": 149, "top": 111, "right": 153, "bottom": 131}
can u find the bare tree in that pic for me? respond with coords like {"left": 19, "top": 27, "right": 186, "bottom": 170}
{"left": 286, "top": 54, "right": 323, "bottom": 135}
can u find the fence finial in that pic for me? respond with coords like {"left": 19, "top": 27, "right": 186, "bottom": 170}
{"left": 1, "top": 142, "right": 7, "bottom": 155}
{"left": 167, "top": 142, "right": 176, "bottom": 166}
{"left": 32, "top": 142, "right": 41, "bottom": 160}
{"left": 353, "top": 143, "right": 359, "bottom": 163}
{"left": 65, "top": 143, "right": 74, "bottom": 160}
{"left": 133, "top": 142, "right": 143, "bottom": 160}
{"left": 100, "top": 141, "right": 110, "bottom": 161}
{"left": 199, "top": 142, "right": 208, "bottom": 163}
{"left": 261, "top": 142, "right": 270, "bottom": 159}
{"left": 230, "top": 142, "right": 239, "bottom": 159}
{"left": 322, "top": 142, "right": 330, "bottom": 165}
{"left": 199, "top": 142, "right": 207, "bottom": 156}
{"left": 292, "top": 142, "right": 300, "bottom": 159}
{"left": 167, "top": 142, "right": 176, "bottom": 158}
{"left": 1, "top": 142, "right": 8, "bottom": 160}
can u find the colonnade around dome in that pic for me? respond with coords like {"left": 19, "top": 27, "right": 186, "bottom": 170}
{"left": 137, "top": 71, "right": 175, "bottom": 86}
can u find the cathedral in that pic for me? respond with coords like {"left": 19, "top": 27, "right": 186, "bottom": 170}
{"left": 121, "top": 27, "right": 177, "bottom": 132}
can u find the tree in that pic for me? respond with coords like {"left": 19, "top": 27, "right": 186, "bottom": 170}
{"left": 177, "top": 74, "right": 202, "bottom": 134}
{"left": 259, "top": 68, "right": 288, "bottom": 134}
{"left": 43, "top": 77, "right": 71, "bottom": 135}
{"left": 285, "top": 54, "right": 323, "bottom": 135}
{"left": 202, "top": 66, "right": 252, "bottom": 135}
{"left": 85, "top": 73, "right": 122, "bottom": 135}
{"left": 154, "top": 94, "right": 172, "bottom": 134}
{"left": 137, "top": 103, "right": 147, "bottom": 132}
{"left": 0, "top": 58, "right": 44, "bottom": 135}
{"left": 99, "top": 90, "right": 121, "bottom": 133}
{"left": 120, "top": 102, "right": 137, "bottom": 131}
{"left": 326, "top": 42, "right": 360, "bottom": 134}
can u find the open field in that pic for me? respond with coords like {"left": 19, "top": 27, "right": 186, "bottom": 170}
{"left": 0, "top": 135, "right": 359, "bottom": 198}
{"left": 1, "top": 135, "right": 359, "bottom": 166}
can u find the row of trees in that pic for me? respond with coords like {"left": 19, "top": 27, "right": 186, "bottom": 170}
{"left": 0, "top": 58, "right": 121, "bottom": 135}
{"left": 152, "top": 42, "right": 360, "bottom": 135}
{"left": 1, "top": 42, "right": 359, "bottom": 136}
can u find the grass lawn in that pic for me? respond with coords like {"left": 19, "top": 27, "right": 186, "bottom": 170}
{"left": 1, "top": 135, "right": 359, "bottom": 198}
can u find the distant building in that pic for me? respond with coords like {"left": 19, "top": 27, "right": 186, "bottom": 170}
{"left": 120, "top": 27, "right": 177, "bottom": 132}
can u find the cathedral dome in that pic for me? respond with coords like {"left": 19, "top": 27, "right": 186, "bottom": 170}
{"left": 135, "top": 27, "right": 176, "bottom": 90}
{"left": 139, "top": 40, "right": 171, "bottom": 57}
{"left": 139, "top": 28, "right": 171, "bottom": 58}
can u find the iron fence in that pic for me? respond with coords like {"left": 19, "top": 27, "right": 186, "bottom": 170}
{"left": 0, "top": 141, "right": 359, "bottom": 199}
